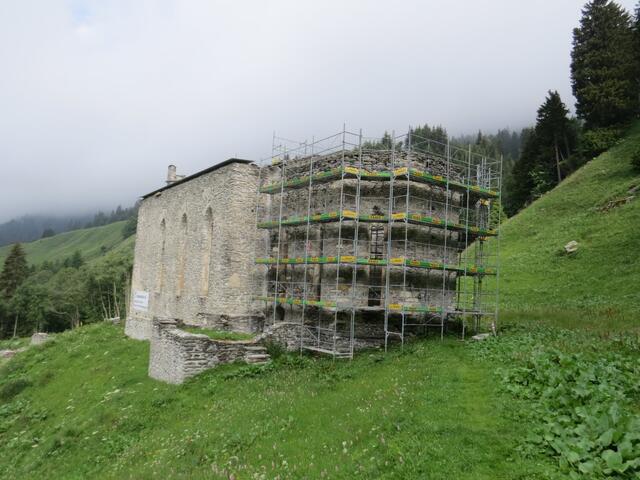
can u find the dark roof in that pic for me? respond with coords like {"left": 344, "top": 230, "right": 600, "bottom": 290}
{"left": 141, "top": 158, "right": 254, "bottom": 199}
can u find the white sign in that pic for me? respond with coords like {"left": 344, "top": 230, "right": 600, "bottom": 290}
{"left": 133, "top": 291, "right": 150, "bottom": 312}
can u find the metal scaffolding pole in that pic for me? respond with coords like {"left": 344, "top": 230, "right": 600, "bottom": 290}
{"left": 401, "top": 128, "right": 412, "bottom": 348}
{"left": 384, "top": 131, "right": 396, "bottom": 351}
{"left": 271, "top": 137, "right": 287, "bottom": 326}
{"left": 331, "top": 124, "right": 347, "bottom": 357}
{"left": 348, "top": 129, "right": 364, "bottom": 359}
{"left": 299, "top": 149, "right": 316, "bottom": 353}
{"left": 461, "top": 144, "right": 473, "bottom": 339}
{"left": 494, "top": 154, "right": 504, "bottom": 334}
{"left": 439, "top": 138, "right": 452, "bottom": 340}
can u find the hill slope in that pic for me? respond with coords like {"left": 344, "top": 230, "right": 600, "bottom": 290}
{"left": 0, "top": 324, "right": 558, "bottom": 479}
{"left": 498, "top": 122, "right": 640, "bottom": 315}
{"left": 0, "top": 221, "right": 134, "bottom": 267}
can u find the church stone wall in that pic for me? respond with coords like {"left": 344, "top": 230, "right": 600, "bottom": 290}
{"left": 125, "top": 160, "right": 264, "bottom": 340}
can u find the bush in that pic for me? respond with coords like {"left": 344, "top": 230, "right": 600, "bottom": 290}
{"left": 581, "top": 127, "right": 623, "bottom": 159}
{"left": 121, "top": 213, "right": 137, "bottom": 239}
{"left": 631, "top": 148, "right": 640, "bottom": 172}
{"left": 0, "top": 378, "right": 32, "bottom": 401}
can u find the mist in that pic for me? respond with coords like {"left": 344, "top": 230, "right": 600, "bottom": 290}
{"left": 0, "top": 0, "right": 636, "bottom": 223}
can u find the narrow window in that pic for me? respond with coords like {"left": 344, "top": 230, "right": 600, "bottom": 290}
{"left": 200, "top": 208, "right": 214, "bottom": 297}
{"left": 156, "top": 219, "right": 166, "bottom": 294}
{"left": 177, "top": 214, "right": 188, "bottom": 297}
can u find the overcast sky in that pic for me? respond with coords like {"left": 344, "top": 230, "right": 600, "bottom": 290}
{"left": 0, "top": 0, "right": 637, "bottom": 223}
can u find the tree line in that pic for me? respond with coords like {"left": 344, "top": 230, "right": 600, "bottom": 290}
{"left": 506, "top": 0, "right": 640, "bottom": 215}
{"left": 0, "top": 243, "right": 132, "bottom": 339}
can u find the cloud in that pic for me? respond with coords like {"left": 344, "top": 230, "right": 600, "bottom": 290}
{"left": 0, "top": 0, "right": 636, "bottom": 222}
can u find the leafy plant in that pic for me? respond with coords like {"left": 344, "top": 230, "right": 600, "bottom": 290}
{"left": 472, "top": 328, "right": 640, "bottom": 479}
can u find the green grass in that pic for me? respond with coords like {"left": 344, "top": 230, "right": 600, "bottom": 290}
{"left": 0, "top": 338, "right": 29, "bottom": 368}
{"left": 0, "top": 337, "right": 29, "bottom": 351}
{"left": 0, "top": 323, "right": 559, "bottom": 479}
{"left": 0, "top": 222, "right": 134, "bottom": 267}
{"left": 496, "top": 122, "right": 640, "bottom": 327}
{"left": 181, "top": 327, "right": 255, "bottom": 341}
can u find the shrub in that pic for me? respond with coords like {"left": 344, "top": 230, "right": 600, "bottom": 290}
{"left": 0, "top": 378, "right": 32, "bottom": 401}
{"left": 581, "top": 127, "right": 623, "bottom": 158}
{"left": 631, "top": 147, "right": 640, "bottom": 172}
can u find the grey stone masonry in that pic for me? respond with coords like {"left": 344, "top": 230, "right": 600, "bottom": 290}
{"left": 148, "top": 317, "right": 270, "bottom": 384}
{"left": 126, "top": 160, "right": 265, "bottom": 340}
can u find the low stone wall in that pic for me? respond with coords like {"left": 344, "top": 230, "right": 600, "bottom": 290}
{"left": 260, "top": 322, "right": 309, "bottom": 350}
{"left": 148, "top": 318, "right": 265, "bottom": 384}
{"left": 260, "top": 321, "right": 385, "bottom": 352}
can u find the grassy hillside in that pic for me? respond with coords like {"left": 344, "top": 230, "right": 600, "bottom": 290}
{"left": 498, "top": 122, "right": 640, "bottom": 318}
{"left": 1, "top": 323, "right": 637, "bottom": 479}
{"left": 0, "top": 324, "right": 562, "bottom": 479}
{"left": 0, "top": 221, "right": 134, "bottom": 267}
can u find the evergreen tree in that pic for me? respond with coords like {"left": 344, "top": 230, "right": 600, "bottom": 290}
{"left": 122, "top": 212, "right": 138, "bottom": 239}
{"left": 534, "top": 91, "right": 576, "bottom": 185}
{"left": 69, "top": 250, "right": 84, "bottom": 269}
{"left": 362, "top": 131, "right": 402, "bottom": 151}
{"left": 571, "top": 0, "right": 638, "bottom": 129}
{"left": 41, "top": 228, "right": 55, "bottom": 238}
{"left": 0, "top": 243, "right": 29, "bottom": 299}
{"left": 503, "top": 92, "right": 577, "bottom": 215}
{"left": 408, "top": 124, "right": 448, "bottom": 156}
{"left": 504, "top": 128, "right": 537, "bottom": 215}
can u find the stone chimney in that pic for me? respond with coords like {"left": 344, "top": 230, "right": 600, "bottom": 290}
{"left": 166, "top": 165, "right": 185, "bottom": 185}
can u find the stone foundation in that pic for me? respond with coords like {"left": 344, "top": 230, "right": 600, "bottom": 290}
{"left": 148, "top": 317, "right": 268, "bottom": 384}
{"left": 260, "top": 321, "right": 386, "bottom": 352}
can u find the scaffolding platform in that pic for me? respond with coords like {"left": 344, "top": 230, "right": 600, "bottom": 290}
{"left": 257, "top": 209, "right": 498, "bottom": 237}
{"left": 255, "top": 256, "right": 496, "bottom": 275}
{"left": 255, "top": 128, "right": 501, "bottom": 358}
{"left": 260, "top": 165, "right": 499, "bottom": 198}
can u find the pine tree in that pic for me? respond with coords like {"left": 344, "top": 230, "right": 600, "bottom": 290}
{"left": 69, "top": 250, "right": 84, "bottom": 269}
{"left": 0, "top": 243, "right": 29, "bottom": 299}
{"left": 534, "top": 91, "right": 576, "bottom": 185}
{"left": 504, "top": 128, "right": 537, "bottom": 215}
{"left": 571, "top": 0, "right": 638, "bottom": 129}
{"left": 504, "top": 92, "right": 577, "bottom": 215}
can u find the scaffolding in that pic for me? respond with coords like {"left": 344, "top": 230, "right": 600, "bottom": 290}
{"left": 255, "top": 127, "right": 502, "bottom": 358}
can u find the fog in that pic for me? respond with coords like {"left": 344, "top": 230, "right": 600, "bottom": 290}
{"left": 0, "top": 0, "right": 636, "bottom": 222}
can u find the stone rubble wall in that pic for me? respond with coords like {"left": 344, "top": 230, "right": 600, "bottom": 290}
{"left": 281, "top": 150, "right": 459, "bottom": 182}
{"left": 260, "top": 316, "right": 387, "bottom": 352}
{"left": 148, "top": 318, "right": 264, "bottom": 384}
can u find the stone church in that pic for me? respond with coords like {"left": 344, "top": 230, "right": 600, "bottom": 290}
{"left": 125, "top": 132, "right": 499, "bottom": 368}
{"left": 125, "top": 160, "right": 264, "bottom": 341}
